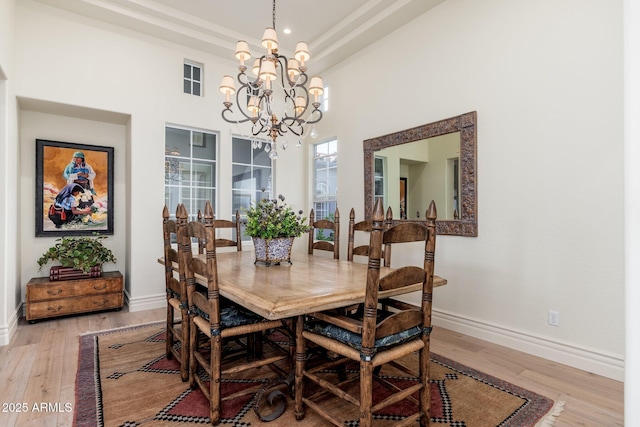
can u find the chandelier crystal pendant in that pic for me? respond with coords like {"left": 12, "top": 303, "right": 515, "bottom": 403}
{"left": 219, "top": 0, "right": 323, "bottom": 160}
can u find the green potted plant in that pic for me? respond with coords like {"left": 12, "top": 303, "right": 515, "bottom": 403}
{"left": 37, "top": 234, "right": 117, "bottom": 280}
{"left": 245, "top": 192, "right": 309, "bottom": 265}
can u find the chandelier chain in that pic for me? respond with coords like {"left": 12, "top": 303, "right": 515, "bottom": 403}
{"left": 272, "top": 0, "right": 276, "bottom": 30}
{"left": 218, "top": 0, "right": 324, "bottom": 158}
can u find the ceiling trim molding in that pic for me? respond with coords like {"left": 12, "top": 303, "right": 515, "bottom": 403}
{"left": 34, "top": 0, "right": 445, "bottom": 73}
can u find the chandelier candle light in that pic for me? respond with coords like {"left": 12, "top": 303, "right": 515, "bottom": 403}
{"left": 219, "top": 0, "right": 324, "bottom": 159}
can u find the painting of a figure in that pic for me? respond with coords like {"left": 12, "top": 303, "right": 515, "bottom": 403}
{"left": 400, "top": 177, "right": 408, "bottom": 220}
{"left": 36, "top": 139, "right": 114, "bottom": 236}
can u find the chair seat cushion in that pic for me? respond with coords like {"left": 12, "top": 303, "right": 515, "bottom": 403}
{"left": 305, "top": 310, "right": 421, "bottom": 353}
{"left": 193, "top": 304, "right": 265, "bottom": 329}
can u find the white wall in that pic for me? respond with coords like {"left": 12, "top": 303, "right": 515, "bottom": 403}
{"left": 0, "top": 0, "right": 15, "bottom": 69}
{"left": 16, "top": 0, "right": 230, "bottom": 311}
{"left": 624, "top": 0, "right": 640, "bottom": 423}
{"left": 318, "top": 0, "right": 624, "bottom": 379}
{"left": 0, "top": 0, "right": 19, "bottom": 345}
{"left": 5, "top": 0, "right": 624, "bottom": 381}
{"left": 12, "top": 0, "right": 307, "bottom": 312}
{"left": 18, "top": 110, "right": 128, "bottom": 297}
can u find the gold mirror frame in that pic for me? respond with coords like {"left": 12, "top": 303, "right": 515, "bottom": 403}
{"left": 363, "top": 111, "right": 477, "bottom": 236}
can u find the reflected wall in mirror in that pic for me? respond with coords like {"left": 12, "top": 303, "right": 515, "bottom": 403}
{"left": 375, "top": 133, "right": 461, "bottom": 221}
{"left": 363, "top": 111, "right": 477, "bottom": 236}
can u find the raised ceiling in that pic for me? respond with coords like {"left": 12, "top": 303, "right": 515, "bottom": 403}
{"left": 35, "top": 0, "right": 446, "bottom": 73}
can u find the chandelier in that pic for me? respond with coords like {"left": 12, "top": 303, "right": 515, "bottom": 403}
{"left": 218, "top": 0, "right": 324, "bottom": 159}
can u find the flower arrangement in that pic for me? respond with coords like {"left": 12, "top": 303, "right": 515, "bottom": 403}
{"left": 245, "top": 192, "right": 310, "bottom": 239}
{"left": 37, "top": 234, "right": 117, "bottom": 273}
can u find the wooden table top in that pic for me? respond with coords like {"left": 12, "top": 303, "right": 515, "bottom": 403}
{"left": 160, "top": 251, "right": 446, "bottom": 320}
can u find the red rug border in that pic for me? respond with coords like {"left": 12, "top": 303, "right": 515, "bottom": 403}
{"left": 74, "top": 323, "right": 164, "bottom": 427}
{"left": 429, "top": 353, "right": 554, "bottom": 426}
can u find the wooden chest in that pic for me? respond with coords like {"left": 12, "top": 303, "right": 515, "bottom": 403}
{"left": 26, "top": 271, "right": 124, "bottom": 322}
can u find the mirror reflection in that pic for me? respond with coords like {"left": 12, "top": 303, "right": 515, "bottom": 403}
{"left": 363, "top": 111, "right": 477, "bottom": 236}
{"left": 374, "top": 133, "right": 460, "bottom": 221}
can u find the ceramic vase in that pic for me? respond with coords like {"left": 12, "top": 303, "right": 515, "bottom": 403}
{"left": 252, "top": 237, "right": 294, "bottom": 266}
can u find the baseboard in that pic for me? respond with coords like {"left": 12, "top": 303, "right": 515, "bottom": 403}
{"left": 0, "top": 306, "right": 20, "bottom": 346}
{"left": 432, "top": 309, "right": 624, "bottom": 382}
{"left": 125, "top": 290, "right": 166, "bottom": 312}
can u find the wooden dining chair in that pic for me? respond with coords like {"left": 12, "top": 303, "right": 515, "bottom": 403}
{"left": 162, "top": 205, "right": 190, "bottom": 381}
{"left": 196, "top": 209, "right": 243, "bottom": 253}
{"left": 294, "top": 198, "right": 438, "bottom": 427}
{"left": 308, "top": 207, "right": 340, "bottom": 259}
{"left": 347, "top": 206, "right": 393, "bottom": 266}
{"left": 215, "top": 209, "right": 243, "bottom": 251}
{"left": 179, "top": 202, "right": 289, "bottom": 426}
{"left": 197, "top": 207, "right": 262, "bottom": 355}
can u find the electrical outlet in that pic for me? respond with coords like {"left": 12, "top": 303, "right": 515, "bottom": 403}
{"left": 548, "top": 310, "right": 559, "bottom": 326}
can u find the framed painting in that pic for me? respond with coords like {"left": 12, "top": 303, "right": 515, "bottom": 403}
{"left": 35, "top": 139, "right": 114, "bottom": 237}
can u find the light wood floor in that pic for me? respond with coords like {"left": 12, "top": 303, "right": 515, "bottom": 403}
{"left": 0, "top": 306, "right": 623, "bottom": 426}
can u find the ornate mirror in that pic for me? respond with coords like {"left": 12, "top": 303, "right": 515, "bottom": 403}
{"left": 363, "top": 111, "right": 477, "bottom": 236}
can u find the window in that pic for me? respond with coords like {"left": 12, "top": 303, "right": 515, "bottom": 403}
{"left": 374, "top": 156, "right": 385, "bottom": 206}
{"left": 164, "top": 126, "right": 217, "bottom": 220}
{"left": 183, "top": 61, "right": 202, "bottom": 96}
{"left": 312, "top": 139, "right": 337, "bottom": 240}
{"left": 232, "top": 137, "right": 273, "bottom": 241}
{"left": 320, "top": 85, "right": 329, "bottom": 112}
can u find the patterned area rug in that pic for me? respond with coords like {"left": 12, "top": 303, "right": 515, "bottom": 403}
{"left": 74, "top": 323, "right": 563, "bottom": 427}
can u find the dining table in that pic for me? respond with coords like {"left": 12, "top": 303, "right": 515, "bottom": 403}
{"left": 158, "top": 249, "right": 447, "bottom": 421}
{"left": 160, "top": 250, "right": 447, "bottom": 320}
